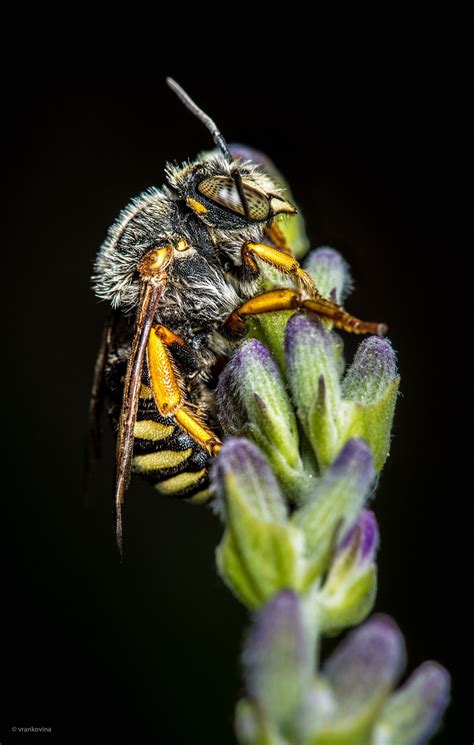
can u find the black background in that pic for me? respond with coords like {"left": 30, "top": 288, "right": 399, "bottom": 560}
{"left": 3, "top": 30, "right": 471, "bottom": 744}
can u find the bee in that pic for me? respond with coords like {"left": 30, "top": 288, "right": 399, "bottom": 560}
{"left": 90, "top": 78, "right": 386, "bottom": 552}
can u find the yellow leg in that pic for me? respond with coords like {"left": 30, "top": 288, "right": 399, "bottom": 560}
{"left": 147, "top": 324, "right": 222, "bottom": 455}
{"left": 243, "top": 241, "right": 316, "bottom": 295}
{"left": 224, "top": 288, "right": 387, "bottom": 336}
{"left": 236, "top": 241, "right": 387, "bottom": 336}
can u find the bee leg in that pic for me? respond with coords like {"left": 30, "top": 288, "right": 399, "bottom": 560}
{"left": 242, "top": 241, "right": 317, "bottom": 295}
{"left": 264, "top": 223, "right": 294, "bottom": 256}
{"left": 224, "top": 288, "right": 387, "bottom": 336}
{"left": 147, "top": 324, "right": 222, "bottom": 455}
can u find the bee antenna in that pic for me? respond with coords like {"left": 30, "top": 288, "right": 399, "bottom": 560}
{"left": 167, "top": 77, "right": 233, "bottom": 163}
{"left": 166, "top": 77, "right": 250, "bottom": 219}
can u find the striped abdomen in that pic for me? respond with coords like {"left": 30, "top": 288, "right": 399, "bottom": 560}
{"left": 131, "top": 382, "right": 212, "bottom": 503}
{"left": 104, "top": 333, "right": 214, "bottom": 503}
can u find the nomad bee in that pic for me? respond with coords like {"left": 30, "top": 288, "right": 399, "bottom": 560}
{"left": 90, "top": 78, "right": 386, "bottom": 550}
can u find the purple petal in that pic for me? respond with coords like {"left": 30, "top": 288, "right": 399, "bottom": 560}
{"left": 216, "top": 340, "right": 281, "bottom": 434}
{"left": 284, "top": 312, "right": 333, "bottom": 367}
{"left": 329, "top": 439, "right": 375, "bottom": 493}
{"left": 215, "top": 363, "right": 246, "bottom": 433}
{"left": 323, "top": 614, "right": 406, "bottom": 710}
{"left": 237, "top": 338, "right": 279, "bottom": 368}
{"left": 408, "top": 663, "right": 451, "bottom": 744}
{"left": 211, "top": 438, "right": 286, "bottom": 522}
{"left": 222, "top": 339, "right": 280, "bottom": 385}
{"left": 338, "top": 509, "right": 379, "bottom": 564}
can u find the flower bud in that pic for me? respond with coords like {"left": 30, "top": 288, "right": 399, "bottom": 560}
{"left": 299, "top": 616, "right": 449, "bottom": 745}
{"left": 304, "top": 247, "right": 352, "bottom": 304}
{"left": 341, "top": 336, "right": 400, "bottom": 471}
{"left": 213, "top": 438, "right": 287, "bottom": 523}
{"left": 213, "top": 439, "right": 304, "bottom": 608}
{"left": 216, "top": 340, "right": 304, "bottom": 495}
{"left": 310, "top": 616, "right": 406, "bottom": 742}
{"left": 242, "top": 591, "right": 312, "bottom": 735}
{"left": 373, "top": 661, "right": 451, "bottom": 745}
{"left": 285, "top": 313, "right": 343, "bottom": 469}
{"left": 318, "top": 510, "right": 379, "bottom": 634}
{"left": 343, "top": 336, "right": 398, "bottom": 405}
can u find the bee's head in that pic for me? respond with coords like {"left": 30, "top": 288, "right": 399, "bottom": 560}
{"left": 165, "top": 78, "right": 296, "bottom": 230}
{"left": 165, "top": 153, "right": 296, "bottom": 230}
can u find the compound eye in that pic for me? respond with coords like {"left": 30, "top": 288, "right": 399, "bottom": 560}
{"left": 197, "top": 176, "right": 270, "bottom": 220}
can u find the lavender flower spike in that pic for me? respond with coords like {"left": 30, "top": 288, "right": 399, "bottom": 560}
{"left": 206, "top": 151, "right": 449, "bottom": 743}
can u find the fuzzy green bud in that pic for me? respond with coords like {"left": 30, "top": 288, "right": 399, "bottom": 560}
{"left": 341, "top": 336, "right": 400, "bottom": 471}
{"left": 304, "top": 616, "right": 406, "bottom": 744}
{"left": 216, "top": 340, "right": 304, "bottom": 497}
{"left": 285, "top": 313, "right": 344, "bottom": 469}
{"left": 372, "top": 662, "right": 451, "bottom": 745}
{"left": 242, "top": 591, "right": 312, "bottom": 736}
{"left": 318, "top": 510, "right": 379, "bottom": 634}
{"left": 304, "top": 247, "right": 352, "bottom": 304}
{"left": 213, "top": 439, "right": 304, "bottom": 608}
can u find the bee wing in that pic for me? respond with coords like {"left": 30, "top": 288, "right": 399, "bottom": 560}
{"left": 114, "top": 281, "right": 164, "bottom": 554}
{"left": 83, "top": 311, "right": 118, "bottom": 499}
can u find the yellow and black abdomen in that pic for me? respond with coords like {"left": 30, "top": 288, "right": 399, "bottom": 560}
{"left": 131, "top": 382, "right": 212, "bottom": 503}
{"left": 104, "top": 330, "right": 213, "bottom": 505}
